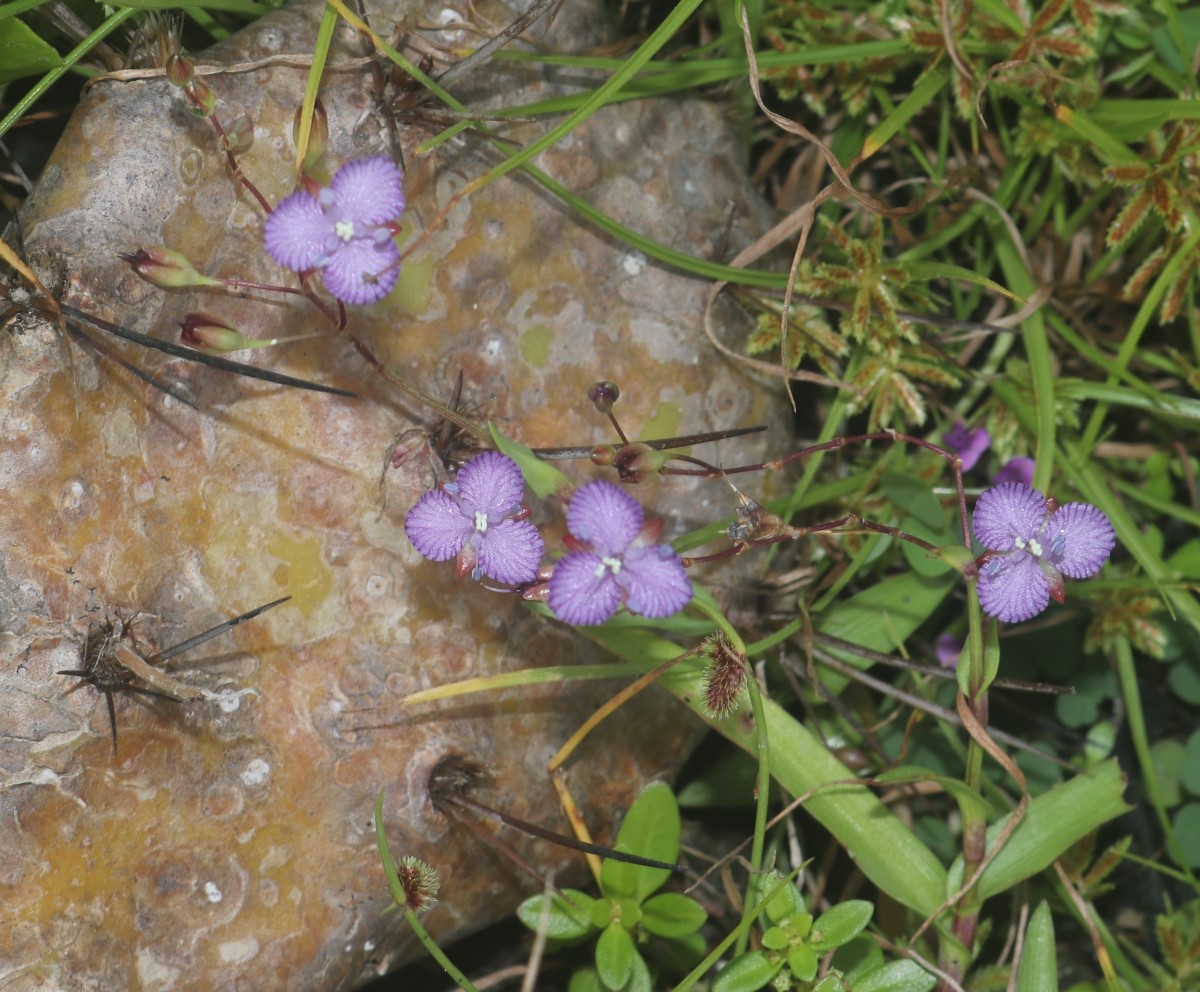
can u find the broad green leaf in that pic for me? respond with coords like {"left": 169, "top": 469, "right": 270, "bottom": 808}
{"left": 639, "top": 892, "right": 707, "bottom": 938}
{"left": 789, "top": 944, "right": 820, "bottom": 982}
{"left": 0, "top": 17, "right": 61, "bottom": 84}
{"left": 952, "top": 761, "right": 1132, "bottom": 900}
{"left": 601, "top": 781, "right": 679, "bottom": 903}
{"left": 712, "top": 951, "right": 782, "bottom": 992}
{"left": 812, "top": 900, "right": 874, "bottom": 950}
{"left": 595, "top": 924, "right": 635, "bottom": 992}
{"left": 748, "top": 870, "right": 805, "bottom": 925}
{"left": 1015, "top": 901, "right": 1058, "bottom": 992}
{"left": 853, "top": 959, "right": 938, "bottom": 992}
{"left": 516, "top": 890, "right": 597, "bottom": 939}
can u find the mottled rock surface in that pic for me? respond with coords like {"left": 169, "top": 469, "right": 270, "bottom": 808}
{"left": 0, "top": 0, "right": 778, "bottom": 988}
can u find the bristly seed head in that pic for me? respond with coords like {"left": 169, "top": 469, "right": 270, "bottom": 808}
{"left": 396, "top": 856, "right": 440, "bottom": 914}
{"left": 701, "top": 632, "right": 748, "bottom": 718}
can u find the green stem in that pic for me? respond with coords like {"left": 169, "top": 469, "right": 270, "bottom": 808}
{"left": 402, "top": 908, "right": 481, "bottom": 992}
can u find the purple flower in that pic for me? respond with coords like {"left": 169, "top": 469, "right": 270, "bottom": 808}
{"left": 264, "top": 156, "right": 405, "bottom": 305}
{"left": 405, "top": 452, "right": 544, "bottom": 585}
{"left": 548, "top": 481, "right": 691, "bottom": 625}
{"left": 935, "top": 633, "right": 963, "bottom": 669}
{"left": 973, "top": 482, "right": 1115, "bottom": 623}
{"left": 992, "top": 456, "right": 1035, "bottom": 488}
{"left": 943, "top": 422, "right": 990, "bottom": 472}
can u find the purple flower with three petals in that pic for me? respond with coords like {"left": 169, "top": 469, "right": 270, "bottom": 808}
{"left": 973, "top": 482, "right": 1115, "bottom": 622}
{"left": 943, "top": 422, "right": 990, "bottom": 472}
{"left": 405, "top": 452, "right": 544, "bottom": 585}
{"left": 264, "top": 156, "right": 405, "bottom": 305}
{"left": 548, "top": 481, "right": 692, "bottom": 625}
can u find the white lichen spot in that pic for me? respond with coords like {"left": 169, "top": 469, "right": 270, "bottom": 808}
{"left": 483, "top": 338, "right": 502, "bottom": 358}
{"left": 622, "top": 251, "right": 647, "bottom": 276}
{"left": 241, "top": 758, "right": 271, "bottom": 787}
{"left": 136, "top": 947, "right": 180, "bottom": 990}
{"left": 364, "top": 939, "right": 376, "bottom": 952}
{"left": 204, "top": 881, "right": 223, "bottom": 903}
{"left": 219, "top": 937, "right": 259, "bottom": 964}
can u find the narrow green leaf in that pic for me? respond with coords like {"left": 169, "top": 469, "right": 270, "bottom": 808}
{"left": 1015, "top": 901, "right": 1058, "bottom": 992}
{"left": 489, "top": 422, "right": 573, "bottom": 499}
{"left": 906, "top": 259, "right": 1020, "bottom": 301}
{"left": 861, "top": 65, "right": 948, "bottom": 160}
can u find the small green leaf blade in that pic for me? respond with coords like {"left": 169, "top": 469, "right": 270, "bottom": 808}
{"left": 516, "top": 890, "right": 597, "bottom": 940}
{"left": 1015, "top": 901, "right": 1058, "bottom": 992}
{"left": 712, "top": 951, "right": 783, "bottom": 992}
{"left": 0, "top": 18, "right": 62, "bottom": 84}
{"left": 639, "top": 892, "right": 707, "bottom": 938}
{"left": 812, "top": 900, "right": 874, "bottom": 950}
{"left": 601, "top": 781, "right": 679, "bottom": 902}
{"left": 595, "top": 924, "right": 636, "bottom": 991}
{"left": 853, "top": 958, "right": 938, "bottom": 992}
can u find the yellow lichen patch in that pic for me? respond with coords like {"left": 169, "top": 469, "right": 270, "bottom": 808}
{"left": 265, "top": 531, "right": 333, "bottom": 618}
{"left": 520, "top": 323, "right": 553, "bottom": 368}
{"left": 638, "top": 401, "right": 682, "bottom": 442}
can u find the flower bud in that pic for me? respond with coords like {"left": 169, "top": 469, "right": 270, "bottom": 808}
{"left": 119, "top": 247, "right": 219, "bottom": 289}
{"left": 612, "top": 443, "right": 668, "bottom": 483}
{"left": 165, "top": 52, "right": 194, "bottom": 87}
{"left": 224, "top": 113, "right": 254, "bottom": 151}
{"left": 588, "top": 380, "right": 620, "bottom": 414}
{"left": 178, "top": 313, "right": 251, "bottom": 354}
{"left": 185, "top": 78, "right": 217, "bottom": 116}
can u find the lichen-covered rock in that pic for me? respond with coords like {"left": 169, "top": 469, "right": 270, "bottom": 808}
{"left": 0, "top": 0, "right": 778, "bottom": 988}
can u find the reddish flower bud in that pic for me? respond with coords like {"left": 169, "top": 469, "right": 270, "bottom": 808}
{"left": 588, "top": 380, "right": 620, "bottom": 414}
{"left": 612, "top": 443, "right": 668, "bottom": 483}
{"left": 119, "top": 247, "right": 218, "bottom": 289}
{"left": 185, "top": 79, "right": 217, "bottom": 116}
{"left": 178, "top": 313, "right": 251, "bottom": 354}
{"left": 225, "top": 114, "right": 254, "bottom": 151}
{"left": 165, "top": 52, "right": 194, "bottom": 87}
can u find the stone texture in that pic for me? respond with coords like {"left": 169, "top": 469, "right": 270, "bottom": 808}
{"left": 0, "top": 0, "right": 779, "bottom": 988}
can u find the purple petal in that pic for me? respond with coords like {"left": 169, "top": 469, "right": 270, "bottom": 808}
{"left": 977, "top": 552, "right": 1050, "bottom": 623}
{"left": 934, "top": 633, "right": 962, "bottom": 668}
{"left": 973, "top": 483, "right": 1047, "bottom": 553}
{"left": 330, "top": 156, "right": 406, "bottom": 228}
{"left": 618, "top": 545, "right": 692, "bottom": 618}
{"left": 263, "top": 191, "right": 331, "bottom": 272}
{"left": 1043, "top": 502, "right": 1115, "bottom": 579}
{"left": 548, "top": 552, "right": 622, "bottom": 625}
{"left": 478, "top": 519, "right": 544, "bottom": 585}
{"left": 943, "top": 422, "right": 990, "bottom": 472}
{"left": 322, "top": 237, "right": 400, "bottom": 305}
{"left": 567, "top": 481, "right": 642, "bottom": 557}
{"left": 992, "top": 457, "right": 1035, "bottom": 488}
{"left": 405, "top": 490, "right": 471, "bottom": 561}
{"left": 456, "top": 452, "right": 526, "bottom": 517}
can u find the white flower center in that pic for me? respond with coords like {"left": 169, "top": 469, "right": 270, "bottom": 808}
{"left": 594, "top": 555, "right": 622, "bottom": 578}
{"left": 335, "top": 220, "right": 356, "bottom": 241}
{"left": 1013, "top": 535, "right": 1045, "bottom": 558}
{"left": 474, "top": 511, "right": 488, "bottom": 533}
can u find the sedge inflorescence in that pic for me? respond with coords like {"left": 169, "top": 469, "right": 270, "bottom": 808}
{"left": 405, "top": 453, "right": 692, "bottom": 626}
{"left": 264, "top": 155, "right": 406, "bottom": 305}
